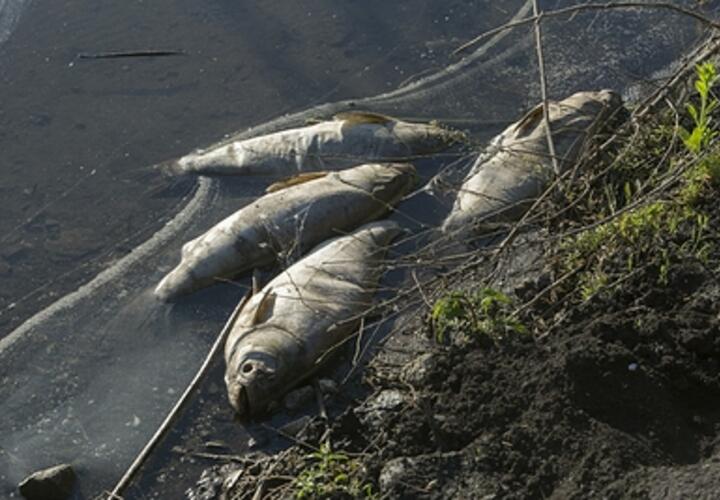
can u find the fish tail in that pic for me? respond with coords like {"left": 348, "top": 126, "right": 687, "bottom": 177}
{"left": 155, "top": 159, "right": 187, "bottom": 177}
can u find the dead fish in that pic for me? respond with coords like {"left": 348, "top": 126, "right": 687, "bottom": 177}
{"left": 162, "top": 111, "right": 463, "bottom": 177}
{"left": 442, "top": 90, "right": 623, "bottom": 232}
{"left": 223, "top": 220, "right": 401, "bottom": 417}
{"left": 154, "top": 163, "right": 415, "bottom": 301}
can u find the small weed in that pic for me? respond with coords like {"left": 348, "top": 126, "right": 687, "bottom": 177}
{"left": 431, "top": 288, "right": 526, "bottom": 344}
{"left": 293, "top": 443, "right": 376, "bottom": 499}
{"left": 561, "top": 147, "right": 719, "bottom": 297}
{"left": 680, "top": 62, "right": 719, "bottom": 154}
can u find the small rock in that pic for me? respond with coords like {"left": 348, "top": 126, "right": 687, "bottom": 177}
{"left": 283, "top": 385, "right": 314, "bottom": 412}
{"left": 379, "top": 457, "right": 411, "bottom": 492}
{"left": 248, "top": 433, "right": 268, "bottom": 449}
{"left": 18, "top": 463, "right": 76, "bottom": 500}
{"left": 355, "top": 389, "right": 407, "bottom": 427}
{"left": 401, "top": 353, "right": 437, "bottom": 386}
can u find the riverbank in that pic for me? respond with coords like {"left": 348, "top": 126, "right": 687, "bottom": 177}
{"left": 197, "top": 38, "right": 720, "bottom": 500}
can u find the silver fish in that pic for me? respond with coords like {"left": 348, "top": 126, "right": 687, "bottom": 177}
{"left": 164, "top": 111, "right": 462, "bottom": 177}
{"left": 155, "top": 163, "right": 415, "bottom": 301}
{"left": 442, "top": 90, "right": 623, "bottom": 232}
{"left": 223, "top": 220, "right": 401, "bottom": 417}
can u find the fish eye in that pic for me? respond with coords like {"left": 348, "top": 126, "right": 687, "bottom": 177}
{"left": 242, "top": 362, "right": 255, "bottom": 374}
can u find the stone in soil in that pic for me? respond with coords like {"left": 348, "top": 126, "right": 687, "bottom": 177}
{"left": 18, "top": 463, "right": 76, "bottom": 500}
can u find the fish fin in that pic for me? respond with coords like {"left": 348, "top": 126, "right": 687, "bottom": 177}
{"left": 251, "top": 290, "right": 276, "bottom": 326}
{"left": 334, "top": 111, "right": 396, "bottom": 126}
{"left": 266, "top": 172, "right": 329, "bottom": 193}
{"left": 305, "top": 117, "right": 323, "bottom": 125}
{"left": 513, "top": 103, "right": 545, "bottom": 136}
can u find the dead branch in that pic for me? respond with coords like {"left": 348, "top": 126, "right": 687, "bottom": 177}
{"left": 532, "top": 1, "right": 560, "bottom": 176}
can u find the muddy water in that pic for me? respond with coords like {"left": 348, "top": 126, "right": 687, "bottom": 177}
{"left": 0, "top": 0, "right": 712, "bottom": 497}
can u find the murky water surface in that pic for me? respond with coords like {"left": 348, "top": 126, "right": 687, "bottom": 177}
{"left": 0, "top": 0, "right": 715, "bottom": 497}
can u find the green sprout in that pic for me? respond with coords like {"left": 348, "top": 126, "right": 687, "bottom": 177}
{"left": 293, "top": 443, "right": 376, "bottom": 499}
{"left": 680, "top": 62, "right": 719, "bottom": 154}
{"left": 430, "top": 288, "right": 526, "bottom": 344}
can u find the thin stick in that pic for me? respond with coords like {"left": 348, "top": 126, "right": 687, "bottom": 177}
{"left": 108, "top": 292, "right": 250, "bottom": 499}
{"left": 453, "top": 2, "right": 720, "bottom": 56}
{"left": 531, "top": 2, "right": 560, "bottom": 176}
{"left": 77, "top": 50, "right": 185, "bottom": 59}
{"left": 411, "top": 269, "right": 433, "bottom": 309}
{"left": 352, "top": 317, "right": 366, "bottom": 368}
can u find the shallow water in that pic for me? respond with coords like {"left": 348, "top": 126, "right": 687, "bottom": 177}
{"left": 0, "top": 0, "right": 715, "bottom": 497}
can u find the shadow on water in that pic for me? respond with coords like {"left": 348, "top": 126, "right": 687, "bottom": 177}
{"left": 0, "top": 0, "right": 715, "bottom": 497}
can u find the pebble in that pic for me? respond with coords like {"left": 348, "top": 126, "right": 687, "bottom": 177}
{"left": 401, "top": 353, "right": 437, "bottom": 386}
{"left": 355, "top": 389, "right": 407, "bottom": 427}
{"left": 18, "top": 463, "right": 76, "bottom": 500}
{"left": 247, "top": 434, "right": 268, "bottom": 449}
{"left": 379, "top": 457, "right": 411, "bottom": 492}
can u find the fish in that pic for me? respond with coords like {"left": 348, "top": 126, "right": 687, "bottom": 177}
{"left": 223, "top": 220, "right": 402, "bottom": 417}
{"left": 154, "top": 163, "right": 415, "bottom": 301}
{"left": 162, "top": 111, "right": 464, "bottom": 177}
{"left": 442, "top": 90, "right": 623, "bottom": 232}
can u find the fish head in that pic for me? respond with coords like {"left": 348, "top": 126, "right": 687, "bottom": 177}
{"left": 224, "top": 327, "right": 298, "bottom": 418}
{"left": 557, "top": 89, "right": 623, "bottom": 123}
{"left": 506, "top": 89, "right": 624, "bottom": 169}
{"left": 551, "top": 90, "right": 624, "bottom": 167}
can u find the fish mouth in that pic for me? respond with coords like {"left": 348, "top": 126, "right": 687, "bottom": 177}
{"left": 234, "top": 385, "right": 251, "bottom": 417}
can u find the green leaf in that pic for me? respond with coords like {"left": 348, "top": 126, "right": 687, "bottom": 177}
{"left": 678, "top": 126, "right": 690, "bottom": 142}
{"left": 706, "top": 99, "right": 719, "bottom": 114}
{"left": 623, "top": 181, "right": 632, "bottom": 203}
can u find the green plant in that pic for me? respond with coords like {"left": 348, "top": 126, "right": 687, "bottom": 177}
{"left": 680, "top": 62, "right": 719, "bottom": 154}
{"left": 294, "top": 443, "right": 376, "bottom": 499}
{"left": 430, "top": 288, "right": 526, "bottom": 343}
